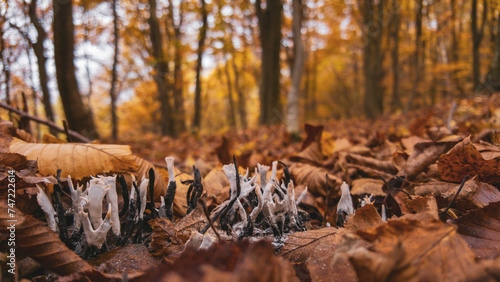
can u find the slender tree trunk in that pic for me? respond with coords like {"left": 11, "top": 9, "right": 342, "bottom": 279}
{"left": 28, "top": 0, "right": 56, "bottom": 133}
{"left": 193, "top": 0, "right": 207, "bottom": 132}
{"left": 0, "top": 33, "right": 11, "bottom": 121}
{"left": 224, "top": 61, "right": 237, "bottom": 130}
{"left": 53, "top": 0, "right": 98, "bottom": 139}
{"left": 255, "top": 0, "right": 282, "bottom": 125}
{"left": 472, "top": 0, "right": 487, "bottom": 91}
{"left": 390, "top": 0, "right": 401, "bottom": 111}
{"left": 405, "top": 0, "right": 423, "bottom": 112}
{"left": 449, "top": 0, "right": 465, "bottom": 97}
{"left": 286, "top": 0, "right": 304, "bottom": 133}
{"left": 360, "top": 0, "right": 385, "bottom": 118}
{"left": 110, "top": 0, "right": 119, "bottom": 140}
{"left": 232, "top": 53, "right": 248, "bottom": 129}
{"left": 169, "top": 0, "right": 186, "bottom": 134}
{"left": 488, "top": 14, "right": 500, "bottom": 91}
{"left": 148, "top": 0, "right": 175, "bottom": 136}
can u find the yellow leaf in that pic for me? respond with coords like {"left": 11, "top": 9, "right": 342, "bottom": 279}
{"left": 9, "top": 138, "right": 138, "bottom": 180}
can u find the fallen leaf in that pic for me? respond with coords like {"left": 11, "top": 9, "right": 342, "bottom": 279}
{"left": 0, "top": 152, "right": 28, "bottom": 170}
{"left": 415, "top": 178, "right": 500, "bottom": 211}
{"left": 0, "top": 199, "right": 93, "bottom": 276}
{"left": 350, "top": 178, "right": 384, "bottom": 196}
{"left": 203, "top": 167, "right": 230, "bottom": 203}
{"left": 345, "top": 204, "right": 384, "bottom": 232}
{"left": 9, "top": 138, "right": 138, "bottom": 180}
{"left": 399, "top": 139, "right": 460, "bottom": 180}
{"left": 342, "top": 218, "right": 491, "bottom": 281}
{"left": 280, "top": 227, "right": 358, "bottom": 281}
{"left": 89, "top": 244, "right": 163, "bottom": 274}
{"left": 438, "top": 136, "right": 500, "bottom": 185}
{"left": 346, "top": 153, "right": 397, "bottom": 174}
{"left": 141, "top": 240, "right": 298, "bottom": 281}
{"left": 289, "top": 162, "right": 340, "bottom": 197}
{"left": 454, "top": 202, "right": 500, "bottom": 259}
{"left": 149, "top": 217, "right": 184, "bottom": 257}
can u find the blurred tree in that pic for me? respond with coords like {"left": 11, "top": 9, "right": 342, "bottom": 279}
{"left": 27, "top": 0, "right": 55, "bottom": 133}
{"left": 110, "top": 0, "right": 119, "bottom": 140}
{"left": 167, "top": 0, "right": 187, "bottom": 134}
{"left": 147, "top": 0, "right": 175, "bottom": 136}
{"left": 471, "top": 0, "right": 487, "bottom": 91}
{"left": 53, "top": 0, "right": 98, "bottom": 138}
{"left": 255, "top": 0, "right": 282, "bottom": 125}
{"left": 390, "top": 0, "right": 401, "bottom": 111}
{"left": 286, "top": 0, "right": 304, "bottom": 133}
{"left": 193, "top": 0, "right": 208, "bottom": 132}
{"left": 359, "top": 0, "right": 386, "bottom": 118}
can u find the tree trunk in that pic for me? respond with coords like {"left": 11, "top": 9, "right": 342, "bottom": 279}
{"left": 449, "top": 0, "right": 465, "bottom": 97}
{"left": 360, "top": 0, "right": 385, "bottom": 118}
{"left": 110, "top": 0, "right": 119, "bottom": 140}
{"left": 405, "top": 0, "right": 423, "bottom": 112}
{"left": 286, "top": 0, "right": 304, "bottom": 133}
{"left": 472, "top": 0, "right": 487, "bottom": 91}
{"left": 224, "top": 61, "right": 237, "bottom": 130}
{"left": 148, "top": 0, "right": 175, "bottom": 136}
{"left": 255, "top": 0, "right": 282, "bottom": 125}
{"left": 193, "top": 0, "right": 207, "bottom": 132}
{"left": 232, "top": 53, "right": 248, "bottom": 129}
{"left": 0, "top": 32, "right": 11, "bottom": 121}
{"left": 53, "top": 0, "right": 98, "bottom": 139}
{"left": 390, "top": 0, "right": 401, "bottom": 111}
{"left": 169, "top": 0, "right": 186, "bottom": 134}
{"left": 488, "top": 14, "right": 500, "bottom": 91}
{"left": 28, "top": 0, "right": 56, "bottom": 133}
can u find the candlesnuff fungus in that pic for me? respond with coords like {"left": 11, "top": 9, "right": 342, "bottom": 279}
{"left": 67, "top": 175, "right": 84, "bottom": 233}
{"left": 79, "top": 202, "right": 112, "bottom": 248}
{"left": 36, "top": 185, "right": 58, "bottom": 232}
{"left": 164, "top": 157, "right": 177, "bottom": 221}
{"left": 138, "top": 176, "right": 149, "bottom": 220}
{"left": 85, "top": 178, "right": 111, "bottom": 228}
{"left": 100, "top": 176, "right": 121, "bottom": 235}
{"left": 337, "top": 181, "right": 354, "bottom": 227}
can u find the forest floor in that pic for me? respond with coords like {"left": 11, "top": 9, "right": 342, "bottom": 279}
{"left": 1, "top": 94, "right": 500, "bottom": 281}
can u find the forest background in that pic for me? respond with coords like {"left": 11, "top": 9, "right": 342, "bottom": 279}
{"left": 0, "top": 0, "right": 498, "bottom": 141}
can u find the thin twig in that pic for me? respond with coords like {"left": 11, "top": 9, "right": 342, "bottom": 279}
{"left": 198, "top": 199, "right": 221, "bottom": 241}
{"left": 0, "top": 101, "right": 91, "bottom": 142}
{"left": 441, "top": 175, "right": 469, "bottom": 217}
{"left": 63, "top": 120, "right": 72, "bottom": 142}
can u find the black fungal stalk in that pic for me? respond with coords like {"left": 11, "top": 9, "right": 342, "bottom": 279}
{"left": 53, "top": 169, "right": 71, "bottom": 248}
{"left": 118, "top": 174, "right": 129, "bottom": 218}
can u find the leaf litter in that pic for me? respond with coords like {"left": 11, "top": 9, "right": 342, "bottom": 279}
{"left": 1, "top": 95, "right": 500, "bottom": 280}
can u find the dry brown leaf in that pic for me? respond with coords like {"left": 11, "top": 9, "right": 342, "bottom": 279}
{"left": 346, "top": 153, "right": 397, "bottom": 174}
{"left": 454, "top": 202, "right": 500, "bottom": 259}
{"left": 131, "top": 155, "right": 167, "bottom": 201}
{"left": 342, "top": 218, "right": 491, "bottom": 281}
{"left": 141, "top": 240, "right": 298, "bottom": 282}
{"left": 0, "top": 152, "right": 28, "bottom": 170}
{"left": 415, "top": 178, "right": 500, "bottom": 211}
{"left": 149, "top": 218, "right": 184, "bottom": 257}
{"left": 9, "top": 138, "right": 138, "bottom": 180}
{"left": 203, "top": 167, "right": 230, "bottom": 203}
{"left": 174, "top": 204, "right": 208, "bottom": 242}
{"left": 345, "top": 204, "right": 384, "bottom": 232}
{"left": 0, "top": 199, "right": 93, "bottom": 276}
{"left": 279, "top": 227, "right": 357, "bottom": 281}
{"left": 289, "top": 162, "right": 340, "bottom": 197}
{"left": 399, "top": 139, "right": 460, "bottom": 180}
{"left": 438, "top": 137, "right": 500, "bottom": 185}
{"left": 350, "top": 178, "right": 384, "bottom": 196}
{"left": 88, "top": 244, "right": 163, "bottom": 275}
{"left": 41, "top": 132, "right": 66, "bottom": 143}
